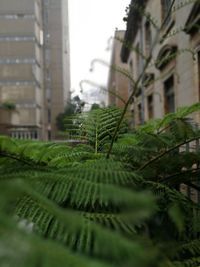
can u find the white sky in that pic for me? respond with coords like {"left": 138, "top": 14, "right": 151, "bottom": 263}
{"left": 68, "top": 0, "right": 130, "bottom": 105}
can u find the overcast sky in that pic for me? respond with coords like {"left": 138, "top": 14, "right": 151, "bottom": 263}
{"left": 68, "top": 0, "right": 130, "bottom": 104}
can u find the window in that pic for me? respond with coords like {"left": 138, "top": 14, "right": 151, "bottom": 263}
{"left": 11, "top": 131, "right": 38, "bottom": 140}
{"left": 147, "top": 94, "right": 154, "bottom": 119}
{"left": 161, "top": 0, "right": 172, "bottom": 25}
{"left": 138, "top": 103, "right": 142, "bottom": 124}
{"left": 33, "top": 131, "right": 38, "bottom": 140}
{"left": 164, "top": 76, "right": 175, "bottom": 113}
{"left": 39, "top": 30, "right": 44, "bottom": 46}
{"left": 48, "top": 130, "right": 51, "bottom": 141}
{"left": 0, "top": 81, "right": 36, "bottom": 86}
{"left": 184, "top": 1, "right": 200, "bottom": 35}
{"left": 0, "top": 58, "right": 35, "bottom": 65}
{"left": 48, "top": 109, "right": 51, "bottom": 123}
{"left": 145, "top": 21, "right": 152, "bottom": 57}
{"left": 155, "top": 45, "right": 177, "bottom": 70}
{"left": 129, "top": 60, "right": 133, "bottom": 76}
{"left": 143, "top": 73, "right": 154, "bottom": 87}
{"left": 0, "top": 36, "right": 35, "bottom": 42}
{"left": 198, "top": 51, "right": 200, "bottom": 101}
{"left": 129, "top": 60, "right": 134, "bottom": 93}
{"left": 0, "top": 14, "right": 34, "bottom": 19}
{"left": 136, "top": 43, "right": 140, "bottom": 78}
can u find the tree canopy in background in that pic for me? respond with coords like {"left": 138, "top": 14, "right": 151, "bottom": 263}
{"left": 56, "top": 95, "right": 85, "bottom": 132}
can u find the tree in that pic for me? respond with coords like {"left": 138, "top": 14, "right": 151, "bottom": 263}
{"left": 90, "top": 103, "right": 100, "bottom": 111}
{"left": 56, "top": 102, "right": 76, "bottom": 131}
{"left": 56, "top": 95, "right": 85, "bottom": 132}
{"left": 1, "top": 101, "right": 16, "bottom": 110}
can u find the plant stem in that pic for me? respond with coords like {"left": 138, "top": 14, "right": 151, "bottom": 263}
{"left": 139, "top": 136, "right": 200, "bottom": 171}
{"left": 160, "top": 167, "right": 200, "bottom": 183}
{"left": 0, "top": 152, "right": 34, "bottom": 167}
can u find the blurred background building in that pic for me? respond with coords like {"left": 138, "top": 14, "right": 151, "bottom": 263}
{"left": 107, "top": 30, "right": 129, "bottom": 108}
{"left": 0, "top": 0, "right": 70, "bottom": 140}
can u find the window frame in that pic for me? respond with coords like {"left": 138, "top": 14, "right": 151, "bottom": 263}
{"left": 164, "top": 75, "right": 175, "bottom": 114}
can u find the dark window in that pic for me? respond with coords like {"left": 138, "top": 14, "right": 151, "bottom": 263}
{"left": 145, "top": 21, "right": 152, "bottom": 57}
{"left": 48, "top": 130, "right": 51, "bottom": 141}
{"left": 48, "top": 109, "right": 51, "bottom": 123}
{"left": 164, "top": 76, "right": 175, "bottom": 113}
{"left": 136, "top": 43, "right": 140, "bottom": 78}
{"left": 34, "top": 131, "right": 38, "bottom": 139}
{"left": 129, "top": 60, "right": 133, "bottom": 92}
{"left": 129, "top": 60, "right": 133, "bottom": 75}
{"left": 138, "top": 103, "right": 142, "bottom": 124}
{"left": 184, "top": 1, "right": 200, "bottom": 36}
{"left": 147, "top": 94, "right": 154, "bottom": 119}
{"left": 198, "top": 51, "right": 200, "bottom": 101}
{"left": 161, "top": 0, "right": 172, "bottom": 25}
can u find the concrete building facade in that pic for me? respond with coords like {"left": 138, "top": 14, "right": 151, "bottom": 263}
{"left": 0, "top": 0, "right": 70, "bottom": 140}
{"left": 107, "top": 31, "right": 130, "bottom": 108}
{"left": 0, "top": 0, "right": 45, "bottom": 139}
{"left": 121, "top": 0, "right": 200, "bottom": 125}
{"left": 43, "top": 0, "right": 71, "bottom": 140}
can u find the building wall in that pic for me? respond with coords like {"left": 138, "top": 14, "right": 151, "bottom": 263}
{"left": 107, "top": 31, "right": 129, "bottom": 108}
{"left": 0, "top": 0, "right": 35, "bottom": 13}
{"left": 0, "top": 0, "right": 45, "bottom": 140}
{"left": 62, "top": 0, "right": 71, "bottom": 103}
{"left": 43, "top": 0, "right": 70, "bottom": 140}
{"left": 123, "top": 0, "right": 200, "bottom": 125}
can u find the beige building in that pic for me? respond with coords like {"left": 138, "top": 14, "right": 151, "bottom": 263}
{"left": 121, "top": 0, "right": 200, "bottom": 125}
{"left": 107, "top": 30, "right": 130, "bottom": 108}
{"left": 43, "top": 0, "right": 70, "bottom": 140}
{"left": 0, "top": 0, "right": 70, "bottom": 140}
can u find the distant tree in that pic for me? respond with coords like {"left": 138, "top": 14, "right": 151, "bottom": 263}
{"left": 1, "top": 101, "right": 16, "bottom": 111}
{"left": 90, "top": 103, "right": 100, "bottom": 111}
{"left": 56, "top": 95, "right": 85, "bottom": 132}
{"left": 56, "top": 103, "right": 76, "bottom": 131}
{"left": 72, "top": 95, "right": 85, "bottom": 113}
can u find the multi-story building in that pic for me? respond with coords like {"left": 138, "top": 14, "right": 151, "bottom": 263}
{"left": 107, "top": 30, "right": 129, "bottom": 108}
{"left": 43, "top": 0, "right": 71, "bottom": 140}
{"left": 121, "top": 0, "right": 200, "bottom": 125}
{"left": 0, "top": 0, "right": 70, "bottom": 140}
{"left": 0, "top": 0, "right": 44, "bottom": 139}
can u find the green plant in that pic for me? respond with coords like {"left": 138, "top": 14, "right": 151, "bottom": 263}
{"left": 0, "top": 103, "right": 200, "bottom": 266}
{"left": 56, "top": 96, "right": 85, "bottom": 133}
{"left": 1, "top": 101, "right": 16, "bottom": 110}
{"left": 90, "top": 103, "right": 101, "bottom": 111}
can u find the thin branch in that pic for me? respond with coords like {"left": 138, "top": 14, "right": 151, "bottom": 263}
{"left": 160, "top": 167, "right": 200, "bottom": 183}
{"left": 157, "top": 124, "right": 171, "bottom": 134}
{"left": 139, "top": 136, "right": 200, "bottom": 171}
{"left": 185, "top": 182, "right": 200, "bottom": 192}
{"left": 80, "top": 78, "right": 127, "bottom": 104}
{"left": 0, "top": 151, "right": 38, "bottom": 167}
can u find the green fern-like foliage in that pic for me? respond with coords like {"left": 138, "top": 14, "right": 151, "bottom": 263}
{"left": 1, "top": 104, "right": 200, "bottom": 267}
{"left": 73, "top": 107, "right": 128, "bottom": 153}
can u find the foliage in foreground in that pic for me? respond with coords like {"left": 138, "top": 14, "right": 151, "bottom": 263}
{"left": 1, "top": 104, "right": 200, "bottom": 267}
